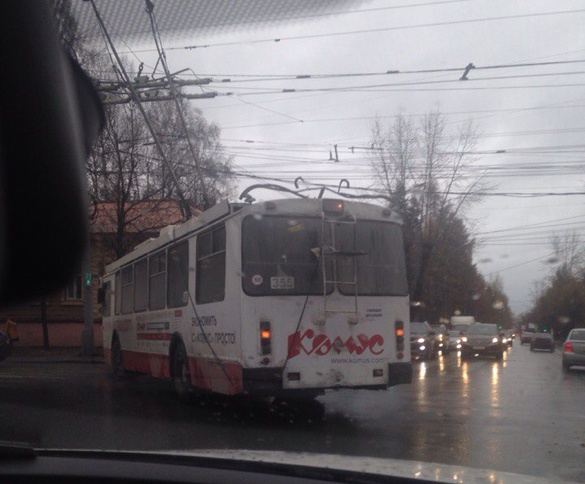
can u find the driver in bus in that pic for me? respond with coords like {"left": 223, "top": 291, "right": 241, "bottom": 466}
{"left": 278, "top": 223, "right": 320, "bottom": 281}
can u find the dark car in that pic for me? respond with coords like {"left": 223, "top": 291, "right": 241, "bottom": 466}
{"left": 530, "top": 332, "right": 555, "bottom": 352}
{"left": 410, "top": 322, "right": 437, "bottom": 361}
{"left": 562, "top": 328, "right": 585, "bottom": 371}
{"left": 430, "top": 324, "right": 449, "bottom": 355}
{"left": 503, "top": 329, "right": 514, "bottom": 347}
{"left": 460, "top": 323, "right": 505, "bottom": 360}
{"left": 520, "top": 328, "right": 536, "bottom": 345}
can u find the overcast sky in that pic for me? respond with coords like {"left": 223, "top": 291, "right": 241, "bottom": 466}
{"left": 78, "top": 0, "right": 585, "bottom": 315}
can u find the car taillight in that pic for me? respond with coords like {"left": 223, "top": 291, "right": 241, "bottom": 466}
{"left": 260, "top": 321, "right": 271, "bottom": 355}
{"left": 564, "top": 342, "right": 573, "bottom": 353}
{"left": 395, "top": 320, "right": 404, "bottom": 352}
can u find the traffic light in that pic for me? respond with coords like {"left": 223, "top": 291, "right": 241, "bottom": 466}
{"left": 84, "top": 272, "right": 92, "bottom": 287}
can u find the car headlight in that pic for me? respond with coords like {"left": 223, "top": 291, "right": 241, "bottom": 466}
{"left": 492, "top": 337, "right": 499, "bottom": 344}
{"left": 417, "top": 338, "right": 425, "bottom": 343}
{"left": 461, "top": 336, "right": 467, "bottom": 342}
{"left": 502, "top": 338, "right": 507, "bottom": 343}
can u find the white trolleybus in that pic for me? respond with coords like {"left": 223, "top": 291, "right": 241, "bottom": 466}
{"left": 101, "top": 185, "right": 412, "bottom": 400}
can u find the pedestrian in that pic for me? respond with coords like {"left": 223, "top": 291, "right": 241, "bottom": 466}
{"left": 0, "top": 315, "right": 17, "bottom": 361}
{"left": 3, "top": 315, "right": 19, "bottom": 343}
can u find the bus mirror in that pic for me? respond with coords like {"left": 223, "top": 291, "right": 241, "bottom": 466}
{"left": 97, "top": 286, "right": 105, "bottom": 304}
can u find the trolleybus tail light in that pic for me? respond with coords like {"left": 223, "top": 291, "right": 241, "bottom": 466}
{"left": 395, "top": 320, "right": 405, "bottom": 353}
{"left": 287, "top": 372, "right": 300, "bottom": 381}
{"left": 260, "top": 321, "right": 271, "bottom": 355}
{"left": 322, "top": 199, "right": 344, "bottom": 214}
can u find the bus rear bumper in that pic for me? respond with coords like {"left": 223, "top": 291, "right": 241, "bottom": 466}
{"left": 242, "top": 368, "right": 324, "bottom": 399}
{"left": 387, "top": 362, "right": 412, "bottom": 386}
{"left": 243, "top": 363, "right": 412, "bottom": 397}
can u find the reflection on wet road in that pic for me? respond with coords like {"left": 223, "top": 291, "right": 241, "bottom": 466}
{"left": 0, "top": 343, "right": 583, "bottom": 482}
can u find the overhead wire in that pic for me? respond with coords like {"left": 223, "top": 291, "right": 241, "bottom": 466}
{"left": 129, "top": 8, "right": 585, "bottom": 52}
{"left": 197, "top": 61, "right": 585, "bottom": 84}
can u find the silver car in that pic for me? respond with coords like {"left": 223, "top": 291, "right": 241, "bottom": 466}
{"left": 447, "top": 330, "right": 462, "bottom": 352}
{"left": 562, "top": 328, "right": 585, "bottom": 371}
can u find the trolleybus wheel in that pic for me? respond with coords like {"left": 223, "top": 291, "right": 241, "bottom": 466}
{"left": 172, "top": 341, "right": 193, "bottom": 402}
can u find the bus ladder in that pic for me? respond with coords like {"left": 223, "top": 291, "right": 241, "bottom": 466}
{"left": 320, "top": 212, "right": 363, "bottom": 322}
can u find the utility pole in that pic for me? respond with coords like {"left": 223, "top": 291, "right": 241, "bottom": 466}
{"left": 88, "top": 0, "right": 194, "bottom": 221}
{"left": 81, "top": 244, "right": 95, "bottom": 355}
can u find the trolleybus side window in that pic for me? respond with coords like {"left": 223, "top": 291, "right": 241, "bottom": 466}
{"left": 102, "top": 281, "right": 112, "bottom": 317}
{"left": 149, "top": 251, "right": 166, "bottom": 310}
{"left": 121, "top": 265, "right": 134, "bottom": 314}
{"left": 114, "top": 271, "right": 121, "bottom": 315}
{"left": 167, "top": 241, "right": 188, "bottom": 308}
{"left": 196, "top": 225, "right": 226, "bottom": 304}
{"left": 134, "top": 258, "right": 148, "bottom": 312}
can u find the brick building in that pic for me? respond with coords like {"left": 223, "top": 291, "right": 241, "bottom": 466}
{"left": 1, "top": 200, "right": 199, "bottom": 347}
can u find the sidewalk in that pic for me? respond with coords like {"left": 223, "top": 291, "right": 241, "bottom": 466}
{"left": 8, "top": 346, "right": 105, "bottom": 364}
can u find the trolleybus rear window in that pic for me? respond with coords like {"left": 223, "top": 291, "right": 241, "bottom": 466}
{"left": 337, "top": 220, "right": 407, "bottom": 296}
{"left": 242, "top": 216, "right": 331, "bottom": 296}
{"left": 242, "top": 215, "right": 406, "bottom": 296}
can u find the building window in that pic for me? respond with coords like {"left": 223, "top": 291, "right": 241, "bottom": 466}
{"left": 65, "top": 274, "right": 82, "bottom": 301}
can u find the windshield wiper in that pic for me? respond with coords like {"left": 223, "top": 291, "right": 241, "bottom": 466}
{"left": 322, "top": 246, "right": 368, "bottom": 257}
{"left": 0, "top": 442, "right": 36, "bottom": 459}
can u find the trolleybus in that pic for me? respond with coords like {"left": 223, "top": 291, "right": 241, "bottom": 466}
{"left": 101, "top": 190, "right": 412, "bottom": 400}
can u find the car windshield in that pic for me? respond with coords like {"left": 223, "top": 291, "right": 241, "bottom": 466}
{"left": 3, "top": 2, "right": 585, "bottom": 484}
{"left": 466, "top": 324, "right": 498, "bottom": 336}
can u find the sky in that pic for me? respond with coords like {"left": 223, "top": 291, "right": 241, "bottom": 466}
{"left": 76, "top": 0, "right": 585, "bottom": 315}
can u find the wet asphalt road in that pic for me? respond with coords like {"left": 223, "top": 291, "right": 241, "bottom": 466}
{"left": 0, "top": 341, "right": 583, "bottom": 482}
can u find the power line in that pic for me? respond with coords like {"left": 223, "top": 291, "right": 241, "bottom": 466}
{"left": 197, "top": 60, "right": 585, "bottom": 84}
{"left": 136, "top": 8, "right": 585, "bottom": 51}
{"left": 212, "top": 81, "right": 585, "bottom": 99}
{"left": 474, "top": 214, "right": 585, "bottom": 236}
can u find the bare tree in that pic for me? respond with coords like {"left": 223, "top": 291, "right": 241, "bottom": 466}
{"left": 147, "top": 99, "right": 235, "bottom": 210}
{"left": 370, "top": 110, "right": 493, "bottom": 316}
{"left": 549, "top": 230, "right": 585, "bottom": 277}
{"left": 87, "top": 102, "right": 163, "bottom": 257}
